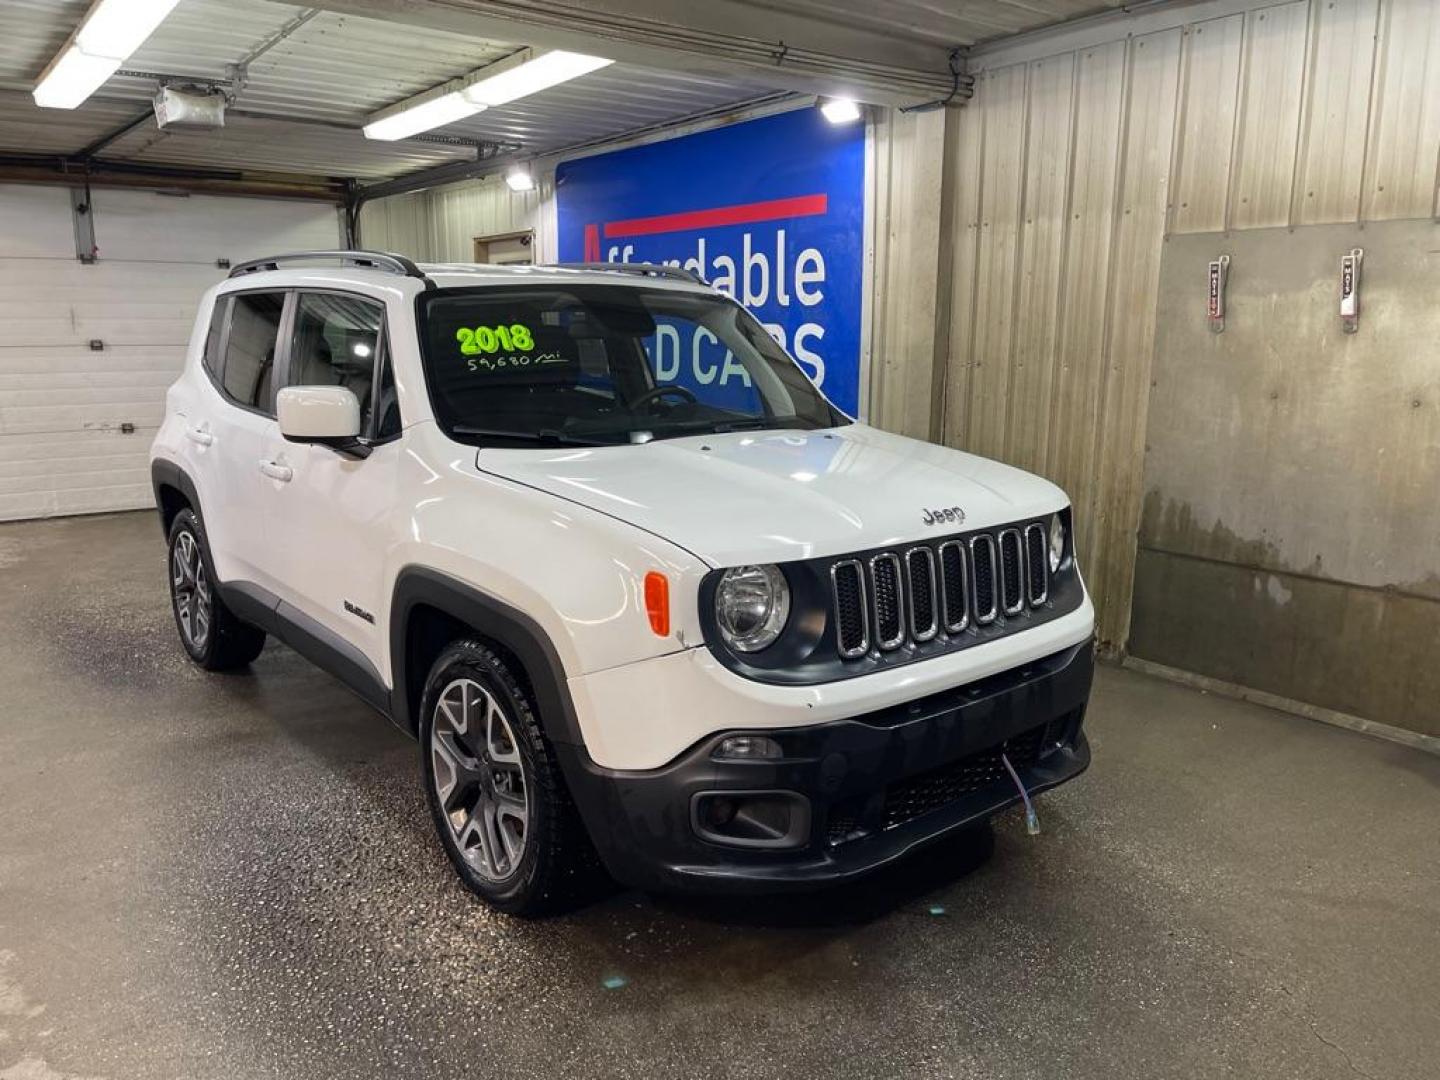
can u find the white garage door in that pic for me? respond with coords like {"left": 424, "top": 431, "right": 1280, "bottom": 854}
{"left": 0, "top": 183, "right": 341, "bottom": 521}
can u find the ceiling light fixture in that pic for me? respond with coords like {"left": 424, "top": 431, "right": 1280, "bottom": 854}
{"left": 504, "top": 166, "right": 535, "bottom": 192}
{"left": 819, "top": 98, "right": 862, "bottom": 124}
{"left": 363, "top": 90, "right": 483, "bottom": 142}
{"left": 362, "top": 49, "right": 612, "bottom": 142}
{"left": 462, "top": 50, "right": 613, "bottom": 108}
{"left": 33, "top": 0, "right": 182, "bottom": 109}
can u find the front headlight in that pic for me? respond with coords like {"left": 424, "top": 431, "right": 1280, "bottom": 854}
{"left": 715, "top": 564, "right": 790, "bottom": 653}
{"left": 1048, "top": 512, "right": 1066, "bottom": 571}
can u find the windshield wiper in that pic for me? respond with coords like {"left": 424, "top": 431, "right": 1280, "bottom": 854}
{"left": 452, "top": 425, "right": 611, "bottom": 447}
{"left": 644, "top": 417, "right": 808, "bottom": 439}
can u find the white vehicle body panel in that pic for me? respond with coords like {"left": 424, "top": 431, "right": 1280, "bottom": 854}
{"left": 150, "top": 260, "right": 1096, "bottom": 772}
{"left": 572, "top": 595, "right": 1094, "bottom": 770}
{"left": 473, "top": 423, "right": 1069, "bottom": 567}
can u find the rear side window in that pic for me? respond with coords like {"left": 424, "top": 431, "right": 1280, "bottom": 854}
{"left": 221, "top": 291, "right": 286, "bottom": 413}
{"left": 287, "top": 292, "right": 385, "bottom": 435}
{"left": 201, "top": 297, "right": 228, "bottom": 381}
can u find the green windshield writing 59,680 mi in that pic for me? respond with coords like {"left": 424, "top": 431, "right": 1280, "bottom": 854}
{"left": 455, "top": 324, "right": 535, "bottom": 356}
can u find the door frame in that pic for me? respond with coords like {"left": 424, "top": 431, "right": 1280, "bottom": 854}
{"left": 472, "top": 229, "right": 534, "bottom": 264}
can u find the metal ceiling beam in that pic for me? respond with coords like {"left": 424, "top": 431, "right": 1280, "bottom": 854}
{"left": 0, "top": 154, "right": 349, "bottom": 201}
{"left": 354, "top": 142, "right": 522, "bottom": 201}
{"left": 305, "top": 0, "right": 967, "bottom": 108}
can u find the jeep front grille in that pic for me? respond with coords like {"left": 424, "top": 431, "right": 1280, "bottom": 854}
{"left": 830, "top": 520, "right": 1052, "bottom": 659}
{"left": 1024, "top": 523, "right": 1048, "bottom": 604}
{"left": 831, "top": 560, "right": 868, "bottom": 659}
{"left": 870, "top": 553, "right": 905, "bottom": 650}
{"left": 971, "top": 533, "right": 997, "bottom": 625}
{"left": 998, "top": 528, "right": 1025, "bottom": 616}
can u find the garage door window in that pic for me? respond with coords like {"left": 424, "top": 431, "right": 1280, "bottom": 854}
{"left": 221, "top": 291, "right": 286, "bottom": 414}
{"left": 287, "top": 292, "right": 388, "bottom": 437}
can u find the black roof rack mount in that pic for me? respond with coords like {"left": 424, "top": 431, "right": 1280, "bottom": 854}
{"left": 547, "top": 261, "right": 707, "bottom": 286}
{"left": 227, "top": 250, "right": 430, "bottom": 283}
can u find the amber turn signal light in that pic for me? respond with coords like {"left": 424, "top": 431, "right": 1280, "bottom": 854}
{"left": 644, "top": 571, "right": 670, "bottom": 637}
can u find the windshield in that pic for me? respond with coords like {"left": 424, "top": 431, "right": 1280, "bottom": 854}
{"left": 417, "top": 284, "right": 848, "bottom": 446}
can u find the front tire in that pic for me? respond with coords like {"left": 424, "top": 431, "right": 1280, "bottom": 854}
{"left": 419, "top": 640, "right": 599, "bottom": 915}
{"left": 166, "top": 509, "right": 265, "bottom": 670}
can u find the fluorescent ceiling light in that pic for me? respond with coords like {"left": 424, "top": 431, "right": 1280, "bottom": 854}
{"left": 362, "top": 48, "right": 611, "bottom": 142}
{"left": 33, "top": 0, "right": 181, "bottom": 109}
{"left": 462, "top": 51, "right": 613, "bottom": 108}
{"left": 77, "top": 0, "right": 182, "bottom": 59}
{"left": 32, "top": 46, "right": 121, "bottom": 109}
{"left": 364, "top": 91, "right": 483, "bottom": 141}
{"left": 504, "top": 167, "right": 535, "bottom": 192}
{"left": 820, "top": 98, "right": 862, "bottom": 124}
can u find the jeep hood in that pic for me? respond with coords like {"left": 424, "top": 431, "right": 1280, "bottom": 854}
{"left": 473, "top": 423, "right": 1068, "bottom": 567}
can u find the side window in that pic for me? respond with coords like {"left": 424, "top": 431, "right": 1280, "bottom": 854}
{"left": 288, "top": 292, "right": 385, "bottom": 435}
{"left": 221, "top": 292, "right": 286, "bottom": 413}
{"left": 202, "top": 296, "right": 229, "bottom": 382}
{"left": 375, "top": 345, "right": 401, "bottom": 439}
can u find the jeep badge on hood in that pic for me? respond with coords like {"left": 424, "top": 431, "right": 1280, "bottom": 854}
{"left": 922, "top": 506, "right": 965, "bottom": 526}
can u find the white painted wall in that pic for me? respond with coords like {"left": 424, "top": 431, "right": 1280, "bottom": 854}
{"left": 0, "top": 184, "right": 341, "bottom": 521}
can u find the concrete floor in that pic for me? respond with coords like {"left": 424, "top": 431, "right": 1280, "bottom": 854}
{"left": 0, "top": 513, "right": 1436, "bottom": 1080}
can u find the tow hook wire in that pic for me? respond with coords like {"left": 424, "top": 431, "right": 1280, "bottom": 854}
{"left": 1001, "top": 751, "right": 1041, "bottom": 836}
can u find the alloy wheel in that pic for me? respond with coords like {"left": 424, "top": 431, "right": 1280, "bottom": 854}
{"left": 171, "top": 529, "right": 211, "bottom": 650}
{"left": 430, "top": 678, "right": 530, "bottom": 882}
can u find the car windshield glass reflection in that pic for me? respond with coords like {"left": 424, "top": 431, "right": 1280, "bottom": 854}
{"left": 417, "top": 284, "right": 848, "bottom": 446}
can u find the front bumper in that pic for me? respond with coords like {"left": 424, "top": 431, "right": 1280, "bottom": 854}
{"left": 558, "top": 639, "right": 1094, "bottom": 893}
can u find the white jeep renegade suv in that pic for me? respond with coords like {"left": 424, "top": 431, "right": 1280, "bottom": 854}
{"left": 150, "top": 250, "right": 1095, "bottom": 914}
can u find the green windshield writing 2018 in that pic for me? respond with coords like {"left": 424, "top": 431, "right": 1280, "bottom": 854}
{"left": 456, "top": 324, "right": 535, "bottom": 355}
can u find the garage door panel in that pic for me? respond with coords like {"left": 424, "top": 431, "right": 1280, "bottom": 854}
{"left": 0, "top": 371, "right": 177, "bottom": 398}
{"left": 90, "top": 189, "right": 340, "bottom": 263}
{"left": 0, "top": 183, "right": 340, "bottom": 520}
{"left": 0, "top": 345, "right": 185, "bottom": 376}
{"left": 0, "top": 483, "right": 155, "bottom": 521}
{"left": 0, "top": 454, "right": 152, "bottom": 491}
{"left": 0, "top": 261, "right": 228, "bottom": 294}
{"left": 0, "top": 185, "right": 73, "bottom": 259}
{"left": 0, "top": 429, "right": 155, "bottom": 520}
{"left": 0, "top": 311, "right": 196, "bottom": 348}
{"left": 0, "top": 402, "right": 167, "bottom": 436}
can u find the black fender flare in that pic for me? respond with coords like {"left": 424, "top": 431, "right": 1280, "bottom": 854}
{"left": 389, "top": 566, "right": 584, "bottom": 749}
{"left": 150, "top": 457, "right": 205, "bottom": 534}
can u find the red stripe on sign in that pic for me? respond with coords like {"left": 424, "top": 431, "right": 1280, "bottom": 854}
{"left": 603, "top": 194, "right": 828, "bottom": 239}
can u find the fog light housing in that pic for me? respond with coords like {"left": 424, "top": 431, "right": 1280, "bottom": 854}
{"left": 691, "top": 791, "right": 810, "bottom": 849}
{"left": 714, "top": 735, "right": 783, "bottom": 760}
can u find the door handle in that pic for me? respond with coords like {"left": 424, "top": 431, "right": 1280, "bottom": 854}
{"left": 185, "top": 426, "right": 214, "bottom": 447}
{"left": 259, "top": 460, "right": 293, "bottom": 482}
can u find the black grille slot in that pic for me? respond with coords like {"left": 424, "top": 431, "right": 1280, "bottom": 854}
{"left": 906, "top": 548, "right": 938, "bottom": 642}
{"left": 971, "top": 535, "right": 998, "bottom": 624}
{"left": 999, "top": 529, "right": 1024, "bottom": 615}
{"left": 831, "top": 559, "right": 868, "bottom": 658}
{"left": 938, "top": 540, "right": 968, "bottom": 632}
{"left": 828, "top": 517, "right": 1063, "bottom": 661}
{"left": 870, "top": 554, "right": 904, "bottom": 649}
{"left": 882, "top": 724, "right": 1048, "bottom": 831}
{"left": 1024, "top": 523, "right": 1048, "bottom": 605}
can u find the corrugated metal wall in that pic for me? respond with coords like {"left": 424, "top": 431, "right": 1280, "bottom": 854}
{"left": 865, "top": 106, "right": 951, "bottom": 436}
{"left": 358, "top": 174, "right": 555, "bottom": 263}
{"left": 899, "top": 0, "right": 1440, "bottom": 652}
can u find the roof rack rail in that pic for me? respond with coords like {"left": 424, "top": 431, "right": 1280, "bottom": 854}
{"left": 547, "top": 262, "right": 707, "bottom": 286}
{"left": 227, "top": 250, "right": 431, "bottom": 283}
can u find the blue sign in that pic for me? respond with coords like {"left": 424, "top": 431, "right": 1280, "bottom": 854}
{"left": 556, "top": 108, "right": 865, "bottom": 416}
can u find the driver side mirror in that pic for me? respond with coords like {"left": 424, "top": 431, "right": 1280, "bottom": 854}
{"left": 277, "top": 386, "right": 370, "bottom": 458}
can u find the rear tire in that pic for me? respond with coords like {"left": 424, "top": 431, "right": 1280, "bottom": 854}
{"left": 167, "top": 508, "right": 266, "bottom": 671}
{"left": 419, "top": 639, "right": 602, "bottom": 915}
